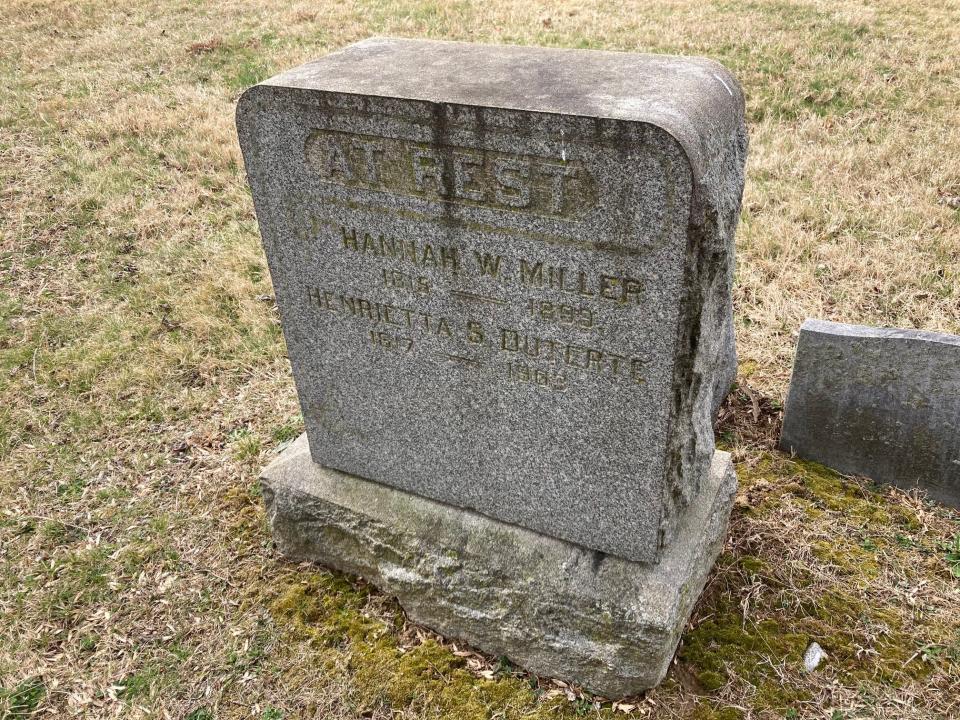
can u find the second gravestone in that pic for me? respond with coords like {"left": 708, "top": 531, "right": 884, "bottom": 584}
{"left": 781, "top": 319, "right": 960, "bottom": 507}
{"left": 238, "top": 38, "right": 747, "bottom": 694}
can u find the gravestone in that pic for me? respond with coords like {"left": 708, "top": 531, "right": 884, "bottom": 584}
{"left": 238, "top": 38, "right": 747, "bottom": 694}
{"left": 781, "top": 319, "right": 960, "bottom": 508}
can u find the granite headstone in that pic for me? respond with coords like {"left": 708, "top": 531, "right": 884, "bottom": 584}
{"left": 237, "top": 37, "right": 746, "bottom": 563}
{"left": 239, "top": 38, "right": 747, "bottom": 694}
{"left": 781, "top": 319, "right": 960, "bottom": 507}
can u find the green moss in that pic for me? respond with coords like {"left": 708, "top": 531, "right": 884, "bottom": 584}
{"left": 789, "top": 589, "right": 934, "bottom": 683}
{"left": 270, "top": 573, "right": 385, "bottom": 649}
{"left": 269, "top": 575, "right": 584, "bottom": 719}
{"left": 801, "top": 462, "right": 924, "bottom": 538}
{"left": 739, "top": 555, "right": 766, "bottom": 576}
{"left": 679, "top": 612, "right": 810, "bottom": 710}
{"left": 685, "top": 580, "right": 935, "bottom": 708}
{"left": 683, "top": 451, "right": 954, "bottom": 712}
{"left": 811, "top": 539, "right": 880, "bottom": 580}
{"left": 696, "top": 670, "right": 727, "bottom": 693}
{"left": 690, "top": 702, "right": 744, "bottom": 720}
{"left": 737, "top": 455, "right": 923, "bottom": 533}
{"left": 734, "top": 455, "right": 777, "bottom": 488}
{"left": 790, "top": 459, "right": 927, "bottom": 530}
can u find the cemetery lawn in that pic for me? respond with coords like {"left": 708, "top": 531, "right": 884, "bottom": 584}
{"left": 1, "top": 0, "right": 958, "bottom": 718}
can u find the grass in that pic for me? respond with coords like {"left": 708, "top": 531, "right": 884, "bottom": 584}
{"left": 1, "top": 0, "right": 959, "bottom": 718}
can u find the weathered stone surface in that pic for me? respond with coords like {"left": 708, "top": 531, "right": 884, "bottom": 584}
{"left": 781, "top": 319, "right": 960, "bottom": 507}
{"left": 237, "top": 38, "right": 747, "bottom": 562}
{"left": 262, "top": 434, "right": 738, "bottom": 696}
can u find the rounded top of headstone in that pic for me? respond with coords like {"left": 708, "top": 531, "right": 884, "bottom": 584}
{"left": 799, "top": 318, "right": 960, "bottom": 347}
{"left": 244, "top": 37, "right": 745, "bottom": 184}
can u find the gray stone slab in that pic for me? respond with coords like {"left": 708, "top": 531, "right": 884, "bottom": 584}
{"left": 781, "top": 319, "right": 960, "bottom": 507}
{"left": 262, "top": 434, "right": 738, "bottom": 696}
{"left": 237, "top": 38, "right": 747, "bottom": 562}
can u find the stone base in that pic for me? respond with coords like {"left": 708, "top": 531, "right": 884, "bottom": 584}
{"left": 261, "top": 435, "right": 737, "bottom": 697}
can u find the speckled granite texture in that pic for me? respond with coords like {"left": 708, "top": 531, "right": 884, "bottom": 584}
{"left": 238, "top": 37, "right": 747, "bottom": 562}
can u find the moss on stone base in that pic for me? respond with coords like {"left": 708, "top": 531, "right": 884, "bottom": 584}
{"left": 266, "top": 449, "right": 958, "bottom": 718}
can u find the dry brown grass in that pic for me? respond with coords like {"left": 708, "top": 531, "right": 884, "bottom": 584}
{"left": 1, "top": 0, "right": 959, "bottom": 718}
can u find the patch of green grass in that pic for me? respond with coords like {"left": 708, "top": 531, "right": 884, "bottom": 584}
{"left": 117, "top": 539, "right": 180, "bottom": 577}
{"left": 38, "top": 519, "right": 83, "bottom": 546}
{"left": 226, "top": 629, "right": 270, "bottom": 672}
{"left": 118, "top": 653, "right": 189, "bottom": 704}
{"left": 41, "top": 546, "right": 113, "bottom": 622}
{"left": 919, "top": 643, "right": 960, "bottom": 666}
{"left": 246, "top": 261, "right": 266, "bottom": 284}
{"left": 271, "top": 416, "right": 303, "bottom": 445}
{"left": 943, "top": 535, "right": 960, "bottom": 578}
{"left": 184, "top": 708, "right": 214, "bottom": 720}
{"left": 0, "top": 677, "right": 46, "bottom": 718}
{"left": 55, "top": 474, "right": 87, "bottom": 500}
{"left": 229, "top": 427, "right": 263, "bottom": 462}
{"left": 118, "top": 667, "right": 161, "bottom": 700}
{"left": 187, "top": 32, "right": 279, "bottom": 91}
{"left": 230, "top": 58, "right": 272, "bottom": 92}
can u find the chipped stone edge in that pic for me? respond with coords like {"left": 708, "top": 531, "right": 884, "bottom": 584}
{"left": 260, "top": 434, "right": 737, "bottom": 696}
